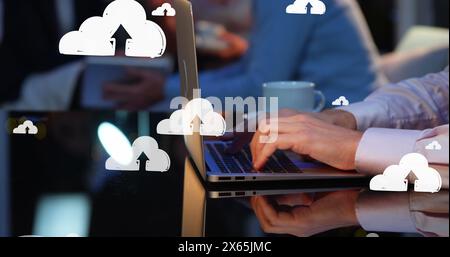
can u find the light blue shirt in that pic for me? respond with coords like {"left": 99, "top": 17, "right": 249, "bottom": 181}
{"left": 165, "top": 0, "right": 383, "bottom": 105}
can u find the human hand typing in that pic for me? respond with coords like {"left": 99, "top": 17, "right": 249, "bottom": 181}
{"left": 251, "top": 191, "right": 360, "bottom": 237}
{"left": 250, "top": 113, "right": 362, "bottom": 171}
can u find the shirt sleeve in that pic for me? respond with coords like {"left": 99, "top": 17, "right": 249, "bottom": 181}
{"left": 409, "top": 191, "right": 449, "bottom": 237}
{"left": 356, "top": 190, "right": 449, "bottom": 236}
{"left": 339, "top": 68, "right": 449, "bottom": 131}
{"left": 1, "top": 61, "right": 83, "bottom": 110}
{"left": 356, "top": 191, "right": 418, "bottom": 234}
{"left": 355, "top": 125, "right": 449, "bottom": 188}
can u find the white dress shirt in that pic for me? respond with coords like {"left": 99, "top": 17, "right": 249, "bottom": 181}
{"left": 342, "top": 68, "right": 449, "bottom": 175}
{"left": 341, "top": 67, "right": 449, "bottom": 131}
{"left": 356, "top": 190, "right": 448, "bottom": 237}
{"left": 340, "top": 67, "right": 449, "bottom": 236}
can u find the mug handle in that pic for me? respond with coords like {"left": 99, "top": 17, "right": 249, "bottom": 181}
{"left": 313, "top": 91, "right": 326, "bottom": 112}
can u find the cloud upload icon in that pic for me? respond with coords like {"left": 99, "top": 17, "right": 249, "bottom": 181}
{"left": 370, "top": 153, "right": 442, "bottom": 193}
{"left": 152, "top": 3, "right": 176, "bottom": 17}
{"left": 286, "top": 0, "right": 327, "bottom": 15}
{"left": 332, "top": 96, "right": 350, "bottom": 106}
{"left": 59, "top": 0, "right": 167, "bottom": 58}
{"left": 157, "top": 98, "right": 226, "bottom": 137}
{"left": 98, "top": 123, "right": 170, "bottom": 172}
{"left": 105, "top": 136, "right": 171, "bottom": 172}
{"left": 13, "top": 120, "right": 38, "bottom": 135}
{"left": 425, "top": 141, "right": 442, "bottom": 151}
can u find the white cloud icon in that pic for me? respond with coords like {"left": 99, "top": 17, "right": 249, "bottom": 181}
{"left": 425, "top": 141, "right": 442, "bottom": 151}
{"left": 286, "top": 0, "right": 326, "bottom": 15}
{"left": 152, "top": 3, "right": 176, "bottom": 17}
{"left": 106, "top": 136, "right": 170, "bottom": 172}
{"left": 332, "top": 96, "right": 350, "bottom": 106}
{"left": 370, "top": 153, "right": 442, "bottom": 193}
{"left": 59, "top": 0, "right": 166, "bottom": 58}
{"left": 157, "top": 98, "right": 226, "bottom": 137}
{"left": 13, "top": 120, "right": 38, "bottom": 135}
{"left": 370, "top": 165, "right": 409, "bottom": 192}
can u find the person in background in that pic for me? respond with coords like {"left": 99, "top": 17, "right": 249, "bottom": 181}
{"left": 193, "top": 0, "right": 252, "bottom": 36}
{"left": 103, "top": 0, "right": 250, "bottom": 110}
{"left": 0, "top": 0, "right": 109, "bottom": 108}
{"left": 249, "top": 68, "right": 449, "bottom": 237}
{"left": 103, "top": 0, "right": 386, "bottom": 111}
{"left": 0, "top": 0, "right": 177, "bottom": 110}
{"left": 192, "top": 0, "right": 251, "bottom": 62}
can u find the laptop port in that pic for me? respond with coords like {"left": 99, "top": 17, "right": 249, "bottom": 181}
{"left": 219, "top": 177, "right": 232, "bottom": 181}
{"left": 235, "top": 177, "right": 245, "bottom": 181}
{"left": 235, "top": 192, "right": 245, "bottom": 196}
{"left": 219, "top": 192, "right": 232, "bottom": 197}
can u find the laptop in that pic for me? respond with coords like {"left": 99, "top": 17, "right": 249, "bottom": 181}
{"left": 174, "top": 0, "right": 365, "bottom": 185}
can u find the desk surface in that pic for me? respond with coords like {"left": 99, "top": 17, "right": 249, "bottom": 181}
{"left": 3, "top": 111, "right": 446, "bottom": 237}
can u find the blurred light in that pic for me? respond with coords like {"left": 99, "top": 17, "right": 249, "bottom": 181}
{"left": 97, "top": 122, "right": 133, "bottom": 165}
{"left": 33, "top": 194, "right": 91, "bottom": 237}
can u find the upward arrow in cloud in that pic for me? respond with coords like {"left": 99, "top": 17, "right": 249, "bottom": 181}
{"left": 306, "top": 2, "right": 313, "bottom": 14}
{"left": 137, "top": 152, "right": 150, "bottom": 171}
{"left": 111, "top": 24, "right": 132, "bottom": 52}
{"left": 191, "top": 116, "right": 202, "bottom": 133}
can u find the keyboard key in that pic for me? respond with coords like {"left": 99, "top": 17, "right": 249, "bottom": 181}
{"left": 235, "top": 151, "right": 254, "bottom": 172}
{"left": 274, "top": 151, "right": 301, "bottom": 173}
{"left": 208, "top": 143, "right": 301, "bottom": 174}
{"left": 213, "top": 143, "right": 244, "bottom": 173}
{"left": 243, "top": 146, "right": 286, "bottom": 173}
{"left": 266, "top": 157, "right": 286, "bottom": 173}
{"left": 206, "top": 144, "right": 229, "bottom": 173}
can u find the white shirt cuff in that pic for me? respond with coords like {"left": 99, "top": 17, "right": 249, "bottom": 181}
{"left": 356, "top": 191, "right": 418, "bottom": 234}
{"left": 355, "top": 128, "right": 422, "bottom": 175}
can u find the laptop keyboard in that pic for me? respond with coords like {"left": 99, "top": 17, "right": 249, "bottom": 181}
{"left": 206, "top": 142, "right": 301, "bottom": 174}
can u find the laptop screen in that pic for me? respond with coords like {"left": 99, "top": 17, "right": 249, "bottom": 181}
{"left": 0, "top": 111, "right": 9, "bottom": 236}
{"left": 174, "top": 0, "right": 207, "bottom": 179}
